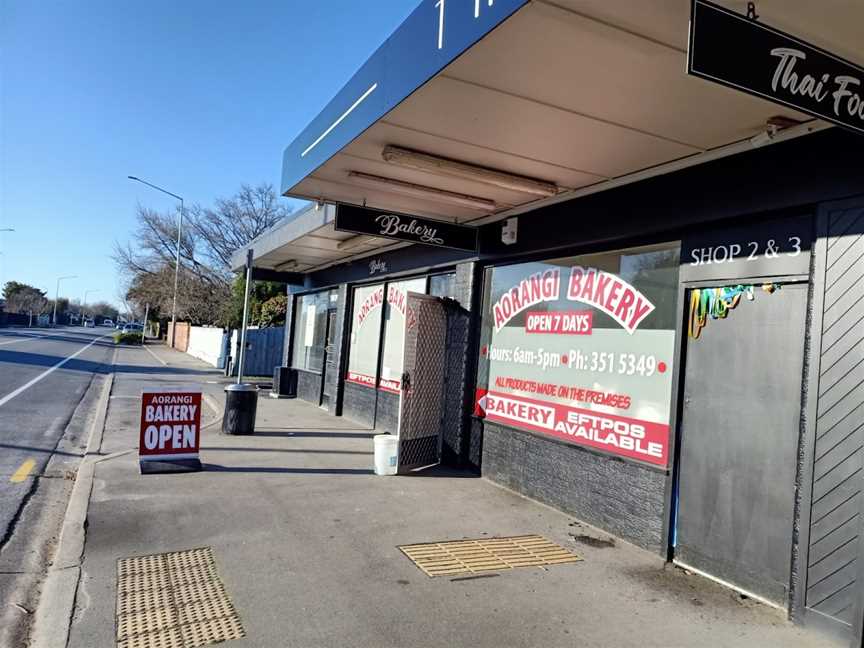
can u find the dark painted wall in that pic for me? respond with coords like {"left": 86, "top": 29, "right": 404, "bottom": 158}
{"left": 307, "top": 245, "right": 471, "bottom": 288}
{"left": 478, "top": 128, "right": 864, "bottom": 261}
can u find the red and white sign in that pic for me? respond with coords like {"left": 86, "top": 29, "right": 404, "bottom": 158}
{"left": 346, "top": 370, "right": 403, "bottom": 394}
{"left": 346, "top": 371, "right": 376, "bottom": 388}
{"left": 378, "top": 377, "right": 401, "bottom": 394}
{"left": 566, "top": 266, "right": 654, "bottom": 334}
{"left": 481, "top": 390, "right": 668, "bottom": 467}
{"left": 525, "top": 310, "right": 593, "bottom": 335}
{"left": 139, "top": 391, "right": 201, "bottom": 462}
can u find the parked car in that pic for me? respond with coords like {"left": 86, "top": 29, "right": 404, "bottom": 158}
{"left": 102, "top": 318, "right": 114, "bottom": 327}
{"left": 83, "top": 318, "right": 95, "bottom": 327}
{"left": 122, "top": 323, "right": 143, "bottom": 334}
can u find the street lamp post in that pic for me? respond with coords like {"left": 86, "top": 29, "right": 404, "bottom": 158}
{"left": 52, "top": 275, "right": 77, "bottom": 327}
{"left": 127, "top": 176, "right": 184, "bottom": 346}
{"left": 83, "top": 289, "right": 99, "bottom": 325}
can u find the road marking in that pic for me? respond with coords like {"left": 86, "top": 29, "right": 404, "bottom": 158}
{"left": 10, "top": 459, "right": 36, "bottom": 483}
{"left": 143, "top": 345, "right": 168, "bottom": 366}
{"left": 0, "top": 335, "right": 108, "bottom": 408}
{"left": 0, "top": 332, "right": 58, "bottom": 346}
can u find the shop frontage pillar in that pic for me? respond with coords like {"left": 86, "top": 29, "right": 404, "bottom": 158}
{"left": 443, "top": 261, "right": 483, "bottom": 470}
{"left": 325, "top": 284, "right": 350, "bottom": 417}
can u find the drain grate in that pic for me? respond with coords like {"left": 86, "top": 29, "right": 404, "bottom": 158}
{"left": 116, "top": 547, "right": 245, "bottom": 648}
{"left": 399, "top": 534, "right": 581, "bottom": 577}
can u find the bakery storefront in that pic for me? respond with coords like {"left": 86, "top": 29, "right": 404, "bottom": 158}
{"left": 233, "top": 0, "right": 864, "bottom": 641}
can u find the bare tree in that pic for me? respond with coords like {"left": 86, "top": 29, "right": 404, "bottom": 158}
{"left": 188, "top": 183, "right": 291, "bottom": 270}
{"left": 114, "top": 183, "right": 292, "bottom": 326}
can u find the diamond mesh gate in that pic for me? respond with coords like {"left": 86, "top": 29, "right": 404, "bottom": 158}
{"left": 397, "top": 292, "right": 448, "bottom": 473}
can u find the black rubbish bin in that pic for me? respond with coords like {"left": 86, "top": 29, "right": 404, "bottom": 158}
{"left": 222, "top": 383, "right": 258, "bottom": 435}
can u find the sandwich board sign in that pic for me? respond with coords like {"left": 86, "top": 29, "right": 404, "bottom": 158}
{"left": 139, "top": 388, "right": 202, "bottom": 473}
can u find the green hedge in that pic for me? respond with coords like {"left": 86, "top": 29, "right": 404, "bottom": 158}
{"left": 113, "top": 332, "right": 143, "bottom": 345}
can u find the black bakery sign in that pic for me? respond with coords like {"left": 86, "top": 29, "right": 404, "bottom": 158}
{"left": 334, "top": 204, "right": 478, "bottom": 252}
{"left": 688, "top": 0, "right": 864, "bottom": 136}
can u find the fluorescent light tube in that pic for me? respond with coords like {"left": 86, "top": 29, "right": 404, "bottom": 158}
{"left": 347, "top": 171, "right": 496, "bottom": 211}
{"left": 382, "top": 145, "right": 558, "bottom": 197}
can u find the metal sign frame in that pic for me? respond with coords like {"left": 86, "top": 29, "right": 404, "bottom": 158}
{"left": 335, "top": 204, "right": 479, "bottom": 252}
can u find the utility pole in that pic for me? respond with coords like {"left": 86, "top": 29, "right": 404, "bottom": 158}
{"left": 141, "top": 303, "right": 149, "bottom": 345}
{"left": 127, "top": 176, "right": 184, "bottom": 346}
{"left": 237, "top": 249, "right": 254, "bottom": 384}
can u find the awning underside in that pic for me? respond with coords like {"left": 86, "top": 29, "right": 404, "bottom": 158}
{"left": 274, "top": 0, "right": 862, "bottom": 272}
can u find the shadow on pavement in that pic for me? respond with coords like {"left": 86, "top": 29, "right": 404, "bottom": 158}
{"left": 252, "top": 430, "right": 376, "bottom": 438}
{"left": 0, "top": 443, "right": 83, "bottom": 458}
{"left": 404, "top": 465, "right": 479, "bottom": 478}
{"left": 202, "top": 464, "right": 375, "bottom": 475}
{"left": 0, "top": 350, "right": 214, "bottom": 376}
{"left": 200, "top": 447, "right": 371, "bottom": 455}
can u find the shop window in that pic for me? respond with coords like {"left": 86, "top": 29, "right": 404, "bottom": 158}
{"left": 476, "top": 243, "right": 681, "bottom": 468}
{"left": 345, "top": 283, "right": 385, "bottom": 388}
{"left": 429, "top": 273, "right": 457, "bottom": 300}
{"left": 292, "top": 291, "right": 331, "bottom": 373}
{"left": 378, "top": 277, "right": 427, "bottom": 392}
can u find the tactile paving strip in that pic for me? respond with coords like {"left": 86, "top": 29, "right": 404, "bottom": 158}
{"left": 116, "top": 547, "right": 245, "bottom": 648}
{"left": 398, "top": 534, "right": 581, "bottom": 577}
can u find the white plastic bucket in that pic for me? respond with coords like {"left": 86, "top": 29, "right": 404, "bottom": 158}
{"left": 373, "top": 434, "right": 398, "bottom": 476}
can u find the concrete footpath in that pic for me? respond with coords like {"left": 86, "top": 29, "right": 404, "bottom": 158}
{"left": 37, "top": 343, "right": 837, "bottom": 648}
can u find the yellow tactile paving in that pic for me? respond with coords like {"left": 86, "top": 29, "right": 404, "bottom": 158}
{"left": 399, "top": 534, "right": 581, "bottom": 577}
{"left": 115, "top": 547, "right": 245, "bottom": 648}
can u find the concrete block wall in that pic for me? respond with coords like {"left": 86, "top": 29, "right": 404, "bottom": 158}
{"left": 296, "top": 369, "right": 321, "bottom": 404}
{"left": 451, "top": 262, "right": 482, "bottom": 469}
{"left": 482, "top": 422, "right": 668, "bottom": 552}
{"left": 186, "top": 326, "right": 228, "bottom": 368}
{"left": 343, "top": 382, "right": 376, "bottom": 428}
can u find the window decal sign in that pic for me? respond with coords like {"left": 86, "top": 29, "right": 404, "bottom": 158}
{"left": 346, "top": 281, "right": 424, "bottom": 393}
{"left": 492, "top": 267, "right": 655, "bottom": 335}
{"left": 355, "top": 287, "right": 385, "bottom": 328}
{"left": 493, "top": 269, "right": 560, "bottom": 331}
{"left": 482, "top": 392, "right": 668, "bottom": 465}
{"left": 688, "top": 0, "right": 864, "bottom": 136}
{"left": 478, "top": 245, "right": 680, "bottom": 468}
{"left": 567, "top": 267, "right": 654, "bottom": 334}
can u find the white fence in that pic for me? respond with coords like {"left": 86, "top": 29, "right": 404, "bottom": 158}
{"left": 186, "top": 326, "right": 229, "bottom": 368}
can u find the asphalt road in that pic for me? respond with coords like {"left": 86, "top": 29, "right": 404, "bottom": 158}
{"left": 0, "top": 326, "right": 114, "bottom": 546}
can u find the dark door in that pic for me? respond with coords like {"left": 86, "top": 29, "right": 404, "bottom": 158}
{"left": 397, "top": 293, "right": 447, "bottom": 473}
{"left": 320, "top": 308, "right": 338, "bottom": 408}
{"left": 675, "top": 282, "right": 808, "bottom": 605}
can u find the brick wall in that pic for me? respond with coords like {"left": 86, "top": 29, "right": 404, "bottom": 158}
{"left": 168, "top": 321, "right": 190, "bottom": 352}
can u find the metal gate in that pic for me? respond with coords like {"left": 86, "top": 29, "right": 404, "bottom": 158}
{"left": 397, "top": 292, "right": 447, "bottom": 473}
{"left": 674, "top": 282, "right": 808, "bottom": 605}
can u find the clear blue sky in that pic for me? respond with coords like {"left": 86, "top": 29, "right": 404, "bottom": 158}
{"left": 0, "top": 0, "right": 418, "bottom": 308}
